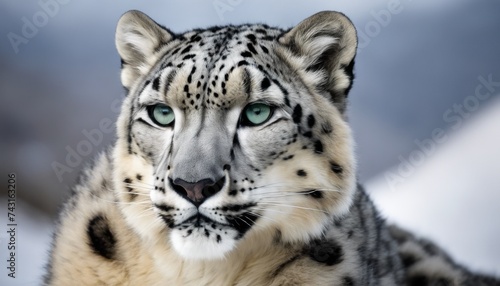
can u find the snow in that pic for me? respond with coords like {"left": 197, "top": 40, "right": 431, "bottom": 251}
{"left": 367, "top": 96, "right": 500, "bottom": 276}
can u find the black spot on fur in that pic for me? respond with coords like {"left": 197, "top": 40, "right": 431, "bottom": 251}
{"left": 307, "top": 114, "right": 316, "bottom": 128}
{"left": 303, "top": 131, "right": 313, "bottom": 138}
{"left": 309, "top": 190, "right": 323, "bottom": 199}
{"left": 292, "top": 104, "right": 302, "bottom": 124}
{"left": 261, "top": 77, "right": 271, "bottom": 91}
{"left": 309, "top": 238, "right": 344, "bottom": 266}
{"left": 123, "top": 178, "right": 132, "bottom": 184}
{"left": 301, "top": 189, "right": 323, "bottom": 199}
{"left": 190, "top": 35, "right": 202, "bottom": 42}
{"left": 170, "top": 47, "right": 181, "bottom": 55}
{"left": 226, "top": 212, "right": 258, "bottom": 239}
{"left": 330, "top": 162, "right": 343, "bottom": 174}
{"left": 314, "top": 140, "right": 323, "bottom": 154}
{"left": 284, "top": 95, "right": 290, "bottom": 107}
{"left": 247, "top": 43, "right": 257, "bottom": 54}
{"left": 155, "top": 204, "right": 174, "bottom": 213}
{"left": 407, "top": 275, "right": 429, "bottom": 286}
{"left": 297, "top": 170, "right": 307, "bottom": 177}
{"left": 87, "top": 215, "right": 116, "bottom": 260}
{"left": 334, "top": 218, "right": 343, "bottom": 227}
{"left": 273, "top": 229, "right": 283, "bottom": 244}
{"left": 241, "top": 51, "right": 252, "bottom": 57}
{"left": 127, "top": 187, "right": 137, "bottom": 200}
{"left": 342, "top": 276, "right": 355, "bottom": 286}
{"left": 180, "top": 45, "right": 192, "bottom": 54}
{"left": 136, "top": 174, "right": 142, "bottom": 181}
{"left": 245, "top": 34, "right": 257, "bottom": 44}
{"left": 182, "top": 54, "right": 196, "bottom": 60}
{"left": 238, "top": 60, "right": 249, "bottom": 67}
{"left": 160, "top": 214, "right": 175, "bottom": 228}
{"left": 152, "top": 76, "right": 160, "bottom": 91}
{"left": 401, "top": 252, "right": 419, "bottom": 267}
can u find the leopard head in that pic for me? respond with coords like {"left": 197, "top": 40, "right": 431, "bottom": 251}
{"left": 113, "top": 10, "right": 357, "bottom": 260}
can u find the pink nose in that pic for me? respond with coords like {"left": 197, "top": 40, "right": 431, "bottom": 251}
{"left": 170, "top": 177, "right": 225, "bottom": 206}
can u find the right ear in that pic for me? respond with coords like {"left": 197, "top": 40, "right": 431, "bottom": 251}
{"left": 279, "top": 11, "right": 357, "bottom": 114}
{"left": 115, "top": 10, "right": 174, "bottom": 90}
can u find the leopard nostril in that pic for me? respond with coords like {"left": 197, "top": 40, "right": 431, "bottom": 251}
{"left": 202, "top": 176, "right": 225, "bottom": 197}
{"left": 170, "top": 179, "right": 187, "bottom": 197}
{"left": 170, "top": 176, "right": 225, "bottom": 207}
{"left": 203, "top": 186, "right": 217, "bottom": 196}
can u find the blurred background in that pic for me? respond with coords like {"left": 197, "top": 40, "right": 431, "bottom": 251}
{"left": 1, "top": 0, "right": 499, "bottom": 284}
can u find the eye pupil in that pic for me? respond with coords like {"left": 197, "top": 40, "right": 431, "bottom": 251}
{"left": 241, "top": 103, "right": 273, "bottom": 126}
{"left": 148, "top": 104, "right": 175, "bottom": 127}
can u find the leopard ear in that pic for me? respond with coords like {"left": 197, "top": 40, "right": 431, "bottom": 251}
{"left": 115, "top": 10, "right": 174, "bottom": 90}
{"left": 279, "top": 11, "right": 357, "bottom": 113}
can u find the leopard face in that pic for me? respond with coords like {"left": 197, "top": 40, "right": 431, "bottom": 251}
{"left": 113, "top": 10, "right": 357, "bottom": 260}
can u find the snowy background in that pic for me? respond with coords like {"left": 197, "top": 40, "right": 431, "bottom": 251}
{"left": 0, "top": 0, "right": 499, "bottom": 284}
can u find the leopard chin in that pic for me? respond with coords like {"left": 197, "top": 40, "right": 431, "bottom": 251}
{"left": 170, "top": 228, "right": 237, "bottom": 260}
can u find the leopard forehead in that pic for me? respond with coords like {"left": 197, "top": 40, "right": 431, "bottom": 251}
{"left": 135, "top": 25, "right": 287, "bottom": 111}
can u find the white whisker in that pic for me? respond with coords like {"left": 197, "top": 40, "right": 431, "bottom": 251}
{"left": 258, "top": 202, "right": 327, "bottom": 214}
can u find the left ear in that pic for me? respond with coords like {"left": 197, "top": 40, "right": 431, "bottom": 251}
{"left": 115, "top": 10, "right": 174, "bottom": 90}
{"left": 279, "top": 11, "right": 357, "bottom": 113}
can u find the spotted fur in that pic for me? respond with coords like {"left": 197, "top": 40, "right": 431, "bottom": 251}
{"left": 45, "top": 10, "right": 499, "bottom": 285}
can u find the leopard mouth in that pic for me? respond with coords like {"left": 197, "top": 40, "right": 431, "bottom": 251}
{"left": 156, "top": 201, "right": 260, "bottom": 241}
{"left": 177, "top": 210, "right": 259, "bottom": 240}
{"left": 181, "top": 213, "right": 226, "bottom": 228}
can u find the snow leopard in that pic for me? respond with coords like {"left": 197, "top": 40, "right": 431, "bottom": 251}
{"left": 44, "top": 10, "right": 500, "bottom": 285}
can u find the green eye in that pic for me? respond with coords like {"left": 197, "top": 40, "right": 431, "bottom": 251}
{"left": 241, "top": 103, "right": 273, "bottom": 126}
{"left": 148, "top": 104, "right": 175, "bottom": 127}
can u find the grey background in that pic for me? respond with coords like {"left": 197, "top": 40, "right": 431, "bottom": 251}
{"left": 0, "top": 0, "right": 499, "bottom": 284}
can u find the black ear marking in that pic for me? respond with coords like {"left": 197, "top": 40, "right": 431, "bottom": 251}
{"left": 87, "top": 215, "right": 117, "bottom": 260}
